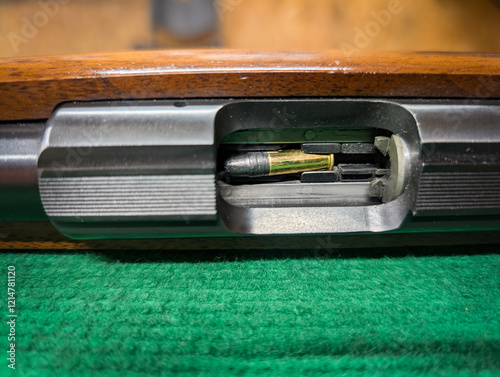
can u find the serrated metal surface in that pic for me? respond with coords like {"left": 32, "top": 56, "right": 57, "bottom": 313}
{"left": 415, "top": 171, "right": 500, "bottom": 213}
{"left": 40, "top": 175, "right": 216, "bottom": 218}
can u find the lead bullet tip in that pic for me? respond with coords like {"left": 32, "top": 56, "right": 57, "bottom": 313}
{"left": 224, "top": 152, "right": 270, "bottom": 177}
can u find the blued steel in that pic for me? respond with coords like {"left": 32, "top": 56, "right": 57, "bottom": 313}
{"left": 1, "top": 98, "right": 499, "bottom": 238}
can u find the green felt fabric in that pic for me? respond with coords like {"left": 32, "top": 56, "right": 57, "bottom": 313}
{"left": 0, "top": 247, "right": 499, "bottom": 377}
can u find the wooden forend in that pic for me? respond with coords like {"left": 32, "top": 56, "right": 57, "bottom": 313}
{"left": 1, "top": 50, "right": 500, "bottom": 122}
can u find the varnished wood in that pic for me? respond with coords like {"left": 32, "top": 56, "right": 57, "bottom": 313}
{"left": 1, "top": 50, "right": 500, "bottom": 122}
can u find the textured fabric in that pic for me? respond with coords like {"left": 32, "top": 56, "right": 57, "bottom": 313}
{"left": 0, "top": 248, "right": 499, "bottom": 376}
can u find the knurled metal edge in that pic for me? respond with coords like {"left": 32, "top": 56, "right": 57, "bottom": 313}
{"left": 40, "top": 175, "right": 216, "bottom": 218}
{"left": 415, "top": 171, "right": 500, "bottom": 213}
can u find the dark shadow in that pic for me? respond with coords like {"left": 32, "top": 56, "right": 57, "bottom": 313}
{"left": 2, "top": 243, "right": 499, "bottom": 264}
{"left": 94, "top": 244, "right": 500, "bottom": 263}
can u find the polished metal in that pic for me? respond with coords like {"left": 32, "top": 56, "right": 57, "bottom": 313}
{"left": 0, "top": 122, "right": 46, "bottom": 220}
{"left": 37, "top": 101, "right": 224, "bottom": 237}
{"left": 1, "top": 98, "right": 499, "bottom": 238}
{"left": 218, "top": 181, "right": 375, "bottom": 207}
{"left": 0, "top": 122, "right": 44, "bottom": 188}
{"left": 402, "top": 100, "right": 500, "bottom": 216}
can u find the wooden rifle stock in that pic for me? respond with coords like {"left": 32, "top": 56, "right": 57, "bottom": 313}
{"left": 2, "top": 50, "right": 500, "bottom": 122}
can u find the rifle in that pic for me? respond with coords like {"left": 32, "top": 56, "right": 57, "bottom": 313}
{"left": 1, "top": 50, "right": 500, "bottom": 249}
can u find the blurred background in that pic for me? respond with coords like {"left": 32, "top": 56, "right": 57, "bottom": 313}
{"left": 1, "top": 0, "right": 500, "bottom": 58}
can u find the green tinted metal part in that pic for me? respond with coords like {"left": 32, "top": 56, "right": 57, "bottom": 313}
{"left": 221, "top": 127, "right": 380, "bottom": 144}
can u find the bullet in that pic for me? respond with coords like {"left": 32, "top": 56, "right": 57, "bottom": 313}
{"left": 224, "top": 150, "right": 334, "bottom": 177}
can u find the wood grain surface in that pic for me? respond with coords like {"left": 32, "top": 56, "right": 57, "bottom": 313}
{"left": 1, "top": 50, "right": 500, "bottom": 122}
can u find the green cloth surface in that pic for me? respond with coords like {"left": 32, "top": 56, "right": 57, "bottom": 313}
{"left": 0, "top": 247, "right": 499, "bottom": 376}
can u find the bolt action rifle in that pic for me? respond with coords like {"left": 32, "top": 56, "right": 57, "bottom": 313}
{"left": 1, "top": 50, "right": 499, "bottom": 249}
